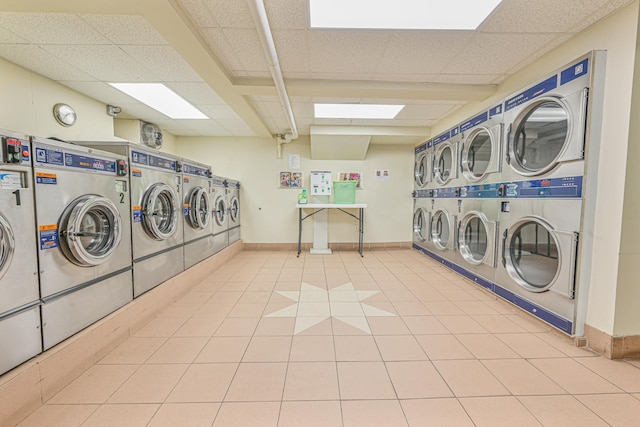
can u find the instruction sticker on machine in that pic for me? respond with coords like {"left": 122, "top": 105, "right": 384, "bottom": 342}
{"left": 132, "top": 205, "right": 142, "bottom": 223}
{"left": 39, "top": 225, "right": 59, "bottom": 250}
{"left": 36, "top": 172, "right": 57, "bottom": 185}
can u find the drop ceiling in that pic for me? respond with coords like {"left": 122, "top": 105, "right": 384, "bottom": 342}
{"left": 0, "top": 0, "right": 633, "bottom": 144}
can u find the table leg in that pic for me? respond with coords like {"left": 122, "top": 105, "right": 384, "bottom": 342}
{"left": 297, "top": 208, "right": 302, "bottom": 257}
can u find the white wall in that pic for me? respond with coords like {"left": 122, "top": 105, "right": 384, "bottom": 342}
{"left": 0, "top": 57, "right": 114, "bottom": 140}
{"left": 175, "top": 136, "right": 414, "bottom": 244}
{"left": 428, "top": 2, "right": 640, "bottom": 337}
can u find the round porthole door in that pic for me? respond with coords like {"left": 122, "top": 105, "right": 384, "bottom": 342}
{"left": 458, "top": 211, "right": 496, "bottom": 267}
{"left": 434, "top": 143, "right": 455, "bottom": 185}
{"left": 413, "top": 208, "right": 428, "bottom": 242}
{"left": 502, "top": 216, "right": 577, "bottom": 296}
{"left": 59, "top": 195, "right": 122, "bottom": 266}
{"left": 0, "top": 212, "right": 15, "bottom": 279}
{"left": 461, "top": 126, "right": 498, "bottom": 182}
{"left": 414, "top": 152, "right": 430, "bottom": 188}
{"left": 228, "top": 196, "right": 239, "bottom": 223}
{"left": 431, "top": 209, "right": 452, "bottom": 251}
{"left": 213, "top": 195, "right": 227, "bottom": 226}
{"left": 142, "top": 183, "right": 179, "bottom": 240}
{"left": 507, "top": 92, "right": 586, "bottom": 177}
{"left": 186, "top": 187, "right": 210, "bottom": 230}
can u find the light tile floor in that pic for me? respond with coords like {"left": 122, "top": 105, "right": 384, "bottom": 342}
{"left": 18, "top": 250, "right": 640, "bottom": 427}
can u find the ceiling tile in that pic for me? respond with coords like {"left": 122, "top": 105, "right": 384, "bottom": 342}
{"left": 165, "top": 82, "right": 226, "bottom": 105}
{"left": 177, "top": 0, "right": 220, "bottom": 28}
{"left": 121, "top": 45, "right": 203, "bottom": 82}
{"left": 41, "top": 44, "right": 158, "bottom": 81}
{"left": 479, "top": 0, "right": 611, "bottom": 33}
{"left": 78, "top": 14, "right": 169, "bottom": 45}
{"left": 204, "top": 0, "right": 254, "bottom": 29}
{"left": 222, "top": 28, "right": 270, "bottom": 73}
{"left": 0, "top": 27, "right": 27, "bottom": 44}
{"left": 440, "top": 33, "right": 559, "bottom": 75}
{"left": 200, "top": 28, "right": 244, "bottom": 73}
{"left": 264, "top": 0, "right": 309, "bottom": 30}
{"left": 273, "top": 30, "right": 309, "bottom": 73}
{"left": 376, "top": 32, "right": 474, "bottom": 75}
{"left": 0, "top": 44, "right": 96, "bottom": 82}
{"left": 308, "top": 31, "right": 390, "bottom": 74}
{"left": 0, "top": 13, "right": 110, "bottom": 45}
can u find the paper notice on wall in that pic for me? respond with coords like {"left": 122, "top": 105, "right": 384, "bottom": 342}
{"left": 288, "top": 154, "right": 301, "bottom": 170}
{"left": 375, "top": 169, "right": 390, "bottom": 181}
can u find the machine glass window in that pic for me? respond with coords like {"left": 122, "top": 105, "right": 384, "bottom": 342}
{"left": 435, "top": 145, "right": 453, "bottom": 184}
{"left": 431, "top": 210, "right": 450, "bottom": 250}
{"left": 460, "top": 215, "right": 488, "bottom": 263}
{"left": 414, "top": 153, "right": 428, "bottom": 187}
{"left": 513, "top": 101, "right": 568, "bottom": 173}
{"left": 463, "top": 129, "right": 492, "bottom": 180}
{"left": 413, "top": 208, "right": 427, "bottom": 242}
{"left": 0, "top": 213, "right": 15, "bottom": 279}
{"left": 509, "top": 221, "right": 559, "bottom": 289}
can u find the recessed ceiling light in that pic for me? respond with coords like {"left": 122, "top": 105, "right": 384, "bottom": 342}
{"left": 309, "top": 0, "right": 503, "bottom": 30}
{"left": 108, "top": 83, "right": 208, "bottom": 119}
{"left": 314, "top": 104, "right": 405, "bottom": 119}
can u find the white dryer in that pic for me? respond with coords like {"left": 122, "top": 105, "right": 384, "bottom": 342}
{"left": 182, "top": 159, "right": 213, "bottom": 269}
{"left": 432, "top": 128, "right": 460, "bottom": 189}
{"left": 226, "top": 178, "right": 241, "bottom": 244}
{"left": 76, "top": 142, "right": 184, "bottom": 298}
{"left": 33, "top": 137, "right": 132, "bottom": 350}
{"left": 458, "top": 105, "right": 503, "bottom": 185}
{"left": 495, "top": 196, "right": 581, "bottom": 335}
{"left": 211, "top": 175, "right": 229, "bottom": 253}
{"left": 501, "top": 52, "right": 604, "bottom": 184}
{"left": 0, "top": 130, "right": 42, "bottom": 374}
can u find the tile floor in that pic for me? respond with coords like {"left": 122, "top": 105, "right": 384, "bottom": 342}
{"left": 17, "top": 249, "right": 640, "bottom": 426}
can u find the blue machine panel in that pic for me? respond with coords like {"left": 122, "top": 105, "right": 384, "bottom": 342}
{"left": 505, "top": 75, "right": 558, "bottom": 111}
{"left": 561, "top": 58, "right": 589, "bottom": 86}
{"left": 460, "top": 111, "right": 488, "bottom": 132}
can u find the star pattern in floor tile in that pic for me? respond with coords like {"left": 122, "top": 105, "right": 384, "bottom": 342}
{"left": 266, "top": 282, "right": 396, "bottom": 334}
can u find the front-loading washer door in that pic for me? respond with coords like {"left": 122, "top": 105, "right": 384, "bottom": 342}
{"left": 186, "top": 186, "right": 210, "bottom": 230}
{"left": 142, "top": 183, "right": 179, "bottom": 240}
{"left": 414, "top": 152, "right": 431, "bottom": 188}
{"left": 228, "top": 195, "right": 239, "bottom": 225}
{"left": 458, "top": 211, "right": 497, "bottom": 267}
{"left": 431, "top": 209, "right": 455, "bottom": 251}
{"left": 413, "top": 208, "right": 430, "bottom": 242}
{"left": 59, "top": 195, "right": 122, "bottom": 267}
{"left": 213, "top": 195, "right": 227, "bottom": 226}
{"left": 461, "top": 124, "right": 502, "bottom": 182}
{"left": 507, "top": 89, "right": 588, "bottom": 176}
{"left": 0, "top": 212, "right": 15, "bottom": 279}
{"left": 502, "top": 216, "right": 577, "bottom": 297}
{"left": 434, "top": 143, "right": 456, "bottom": 186}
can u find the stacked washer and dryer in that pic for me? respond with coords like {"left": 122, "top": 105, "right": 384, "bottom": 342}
{"left": 0, "top": 130, "right": 42, "bottom": 374}
{"left": 32, "top": 137, "right": 133, "bottom": 350}
{"left": 413, "top": 51, "right": 605, "bottom": 335}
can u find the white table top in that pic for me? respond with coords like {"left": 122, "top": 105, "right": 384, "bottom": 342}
{"left": 296, "top": 203, "right": 367, "bottom": 208}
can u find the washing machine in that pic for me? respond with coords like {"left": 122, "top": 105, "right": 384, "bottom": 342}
{"left": 432, "top": 127, "right": 460, "bottom": 188}
{"left": 458, "top": 105, "right": 503, "bottom": 185}
{"left": 414, "top": 140, "right": 434, "bottom": 191}
{"left": 76, "top": 141, "right": 184, "bottom": 298}
{"left": 501, "top": 52, "right": 603, "bottom": 184}
{"left": 211, "top": 175, "right": 229, "bottom": 253}
{"left": 182, "top": 159, "right": 214, "bottom": 269}
{"left": 495, "top": 194, "right": 582, "bottom": 335}
{"left": 455, "top": 197, "right": 501, "bottom": 288}
{"left": 226, "top": 178, "right": 241, "bottom": 244}
{"left": 32, "top": 137, "right": 132, "bottom": 350}
{"left": 0, "top": 130, "right": 42, "bottom": 373}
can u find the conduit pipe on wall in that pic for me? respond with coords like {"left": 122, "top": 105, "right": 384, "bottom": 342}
{"left": 247, "top": 0, "right": 298, "bottom": 158}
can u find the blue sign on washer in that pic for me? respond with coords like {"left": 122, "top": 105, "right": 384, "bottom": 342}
{"left": 505, "top": 75, "right": 558, "bottom": 111}
{"left": 561, "top": 58, "right": 589, "bottom": 86}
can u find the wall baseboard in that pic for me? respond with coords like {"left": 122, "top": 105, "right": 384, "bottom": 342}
{"left": 585, "top": 324, "right": 640, "bottom": 359}
{"left": 243, "top": 241, "right": 412, "bottom": 251}
{"left": 0, "top": 241, "right": 243, "bottom": 427}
